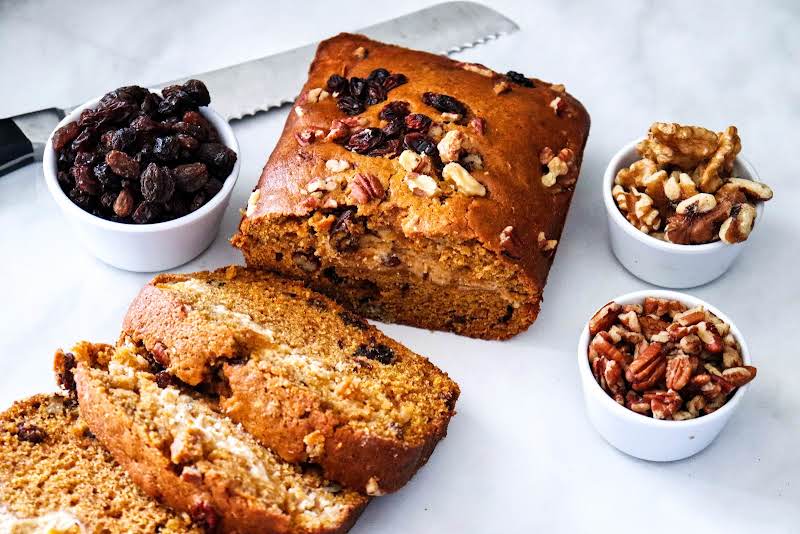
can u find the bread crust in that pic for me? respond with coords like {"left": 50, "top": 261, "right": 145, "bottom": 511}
{"left": 71, "top": 343, "right": 367, "bottom": 534}
{"left": 232, "top": 33, "right": 591, "bottom": 339}
{"left": 121, "top": 267, "right": 460, "bottom": 494}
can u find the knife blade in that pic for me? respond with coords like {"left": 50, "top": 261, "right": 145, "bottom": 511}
{"left": 0, "top": 1, "right": 518, "bottom": 176}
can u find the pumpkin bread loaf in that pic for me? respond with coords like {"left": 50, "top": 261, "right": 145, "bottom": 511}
{"left": 60, "top": 342, "right": 368, "bottom": 534}
{"left": 121, "top": 266, "right": 460, "bottom": 494}
{"left": 232, "top": 33, "right": 591, "bottom": 339}
{"left": 0, "top": 393, "right": 201, "bottom": 533}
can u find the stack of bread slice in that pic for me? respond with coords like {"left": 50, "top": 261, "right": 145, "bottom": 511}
{"left": 0, "top": 266, "right": 459, "bottom": 533}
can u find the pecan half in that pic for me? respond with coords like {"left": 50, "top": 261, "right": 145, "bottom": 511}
{"left": 349, "top": 173, "right": 385, "bottom": 204}
{"left": 626, "top": 342, "right": 666, "bottom": 391}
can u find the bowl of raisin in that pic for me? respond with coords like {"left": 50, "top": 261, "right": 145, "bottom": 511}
{"left": 43, "top": 80, "right": 239, "bottom": 271}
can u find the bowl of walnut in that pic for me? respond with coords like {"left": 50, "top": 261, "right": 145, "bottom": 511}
{"left": 603, "top": 123, "right": 773, "bottom": 288}
{"left": 578, "top": 290, "right": 756, "bottom": 461}
{"left": 43, "top": 81, "right": 239, "bottom": 272}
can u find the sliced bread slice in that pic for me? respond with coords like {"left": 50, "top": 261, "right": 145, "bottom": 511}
{"left": 121, "top": 266, "right": 459, "bottom": 494}
{"left": 0, "top": 393, "right": 201, "bottom": 533}
{"left": 60, "top": 342, "right": 368, "bottom": 534}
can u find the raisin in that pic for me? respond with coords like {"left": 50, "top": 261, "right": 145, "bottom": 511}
{"left": 68, "top": 189, "right": 93, "bottom": 210}
{"left": 354, "top": 343, "right": 395, "bottom": 365}
{"left": 140, "top": 93, "right": 161, "bottom": 116}
{"left": 176, "top": 133, "right": 200, "bottom": 154}
{"left": 367, "top": 138, "right": 402, "bottom": 158}
{"left": 130, "top": 115, "right": 162, "bottom": 134}
{"left": 99, "top": 131, "right": 114, "bottom": 151}
{"left": 110, "top": 127, "right": 137, "bottom": 151}
{"left": 422, "top": 92, "right": 466, "bottom": 115}
{"left": 172, "top": 121, "right": 205, "bottom": 140}
{"left": 166, "top": 196, "right": 190, "bottom": 218}
{"left": 197, "top": 143, "right": 236, "bottom": 177}
{"left": 140, "top": 163, "right": 175, "bottom": 203}
{"left": 329, "top": 209, "right": 364, "bottom": 252}
{"left": 174, "top": 163, "right": 209, "bottom": 192}
{"left": 367, "top": 68, "right": 390, "bottom": 83}
{"left": 56, "top": 352, "right": 77, "bottom": 392}
{"left": 73, "top": 150, "right": 98, "bottom": 167}
{"left": 404, "top": 113, "right": 432, "bottom": 132}
{"left": 72, "top": 165, "right": 99, "bottom": 195}
{"left": 506, "top": 70, "right": 534, "bottom": 87}
{"left": 182, "top": 79, "right": 211, "bottom": 107}
{"left": 71, "top": 128, "right": 96, "bottom": 152}
{"left": 131, "top": 201, "right": 160, "bottom": 224}
{"left": 93, "top": 162, "right": 119, "bottom": 188}
{"left": 336, "top": 96, "right": 364, "bottom": 116}
{"left": 379, "top": 101, "right": 410, "bottom": 122}
{"left": 204, "top": 177, "right": 224, "bottom": 198}
{"left": 380, "top": 118, "right": 404, "bottom": 139}
{"left": 345, "top": 128, "right": 384, "bottom": 154}
{"left": 349, "top": 77, "right": 367, "bottom": 100}
{"left": 158, "top": 89, "right": 195, "bottom": 116}
{"left": 52, "top": 122, "right": 80, "bottom": 152}
{"left": 382, "top": 254, "right": 401, "bottom": 267}
{"left": 57, "top": 149, "right": 76, "bottom": 171}
{"left": 363, "top": 81, "right": 387, "bottom": 106}
{"left": 382, "top": 73, "right": 408, "bottom": 91}
{"left": 153, "top": 136, "right": 180, "bottom": 162}
{"left": 16, "top": 423, "right": 47, "bottom": 444}
{"left": 99, "top": 85, "right": 148, "bottom": 106}
{"left": 189, "top": 192, "right": 207, "bottom": 212}
{"left": 403, "top": 132, "right": 437, "bottom": 157}
{"left": 113, "top": 189, "right": 135, "bottom": 217}
{"left": 155, "top": 371, "right": 176, "bottom": 389}
{"left": 327, "top": 74, "right": 349, "bottom": 95}
{"left": 135, "top": 143, "right": 156, "bottom": 166}
{"left": 57, "top": 170, "right": 71, "bottom": 187}
{"left": 99, "top": 191, "right": 117, "bottom": 210}
{"left": 106, "top": 150, "right": 140, "bottom": 179}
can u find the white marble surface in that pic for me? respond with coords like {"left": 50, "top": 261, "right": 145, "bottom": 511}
{"left": 1, "top": 1, "right": 798, "bottom": 532}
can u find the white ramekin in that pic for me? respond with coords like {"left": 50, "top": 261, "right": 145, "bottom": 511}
{"left": 43, "top": 96, "right": 240, "bottom": 272}
{"left": 577, "top": 290, "right": 753, "bottom": 462}
{"left": 603, "top": 140, "right": 764, "bottom": 288}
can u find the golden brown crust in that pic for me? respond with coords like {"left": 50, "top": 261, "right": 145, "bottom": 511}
{"left": 232, "top": 33, "right": 590, "bottom": 338}
{"left": 68, "top": 342, "right": 367, "bottom": 534}
{"left": 121, "top": 267, "right": 459, "bottom": 494}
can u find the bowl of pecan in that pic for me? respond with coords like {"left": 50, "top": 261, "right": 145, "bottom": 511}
{"left": 578, "top": 291, "right": 756, "bottom": 461}
{"left": 43, "top": 81, "right": 239, "bottom": 272}
{"left": 603, "top": 123, "right": 773, "bottom": 288}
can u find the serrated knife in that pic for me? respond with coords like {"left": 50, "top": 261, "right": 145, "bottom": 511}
{"left": 0, "top": 1, "right": 517, "bottom": 177}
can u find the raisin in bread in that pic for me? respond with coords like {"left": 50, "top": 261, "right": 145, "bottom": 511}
{"left": 60, "top": 342, "right": 368, "bottom": 534}
{"left": 232, "top": 33, "right": 591, "bottom": 339}
{"left": 0, "top": 393, "right": 201, "bottom": 533}
{"left": 121, "top": 266, "right": 459, "bottom": 494}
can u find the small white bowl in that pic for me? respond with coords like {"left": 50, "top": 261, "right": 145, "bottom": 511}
{"left": 577, "top": 290, "right": 753, "bottom": 461}
{"left": 43, "top": 96, "right": 240, "bottom": 272}
{"left": 603, "top": 140, "right": 764, "bottom": 288}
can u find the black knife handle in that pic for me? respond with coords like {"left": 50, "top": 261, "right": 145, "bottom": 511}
{"left": 0, "top": 118, "right": 34, "bottom": 177}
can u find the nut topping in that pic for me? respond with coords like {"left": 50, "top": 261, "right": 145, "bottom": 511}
{"left": 587, "top": 297, "right": 756, "bottom": 420}
{"left": 613, "top": 122, "right": 772, "bottom": 245}
{"left": 404, "top": 173, "right": 440, "bottom": 197}
{"left": 325, "top": 159, "right": 351, "bottom": 173}
{"left": 442, "top": 162, "right": 486, "bottom": 197}
{"left": 349, "top": 173, "right": 385, "bottom": 204}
